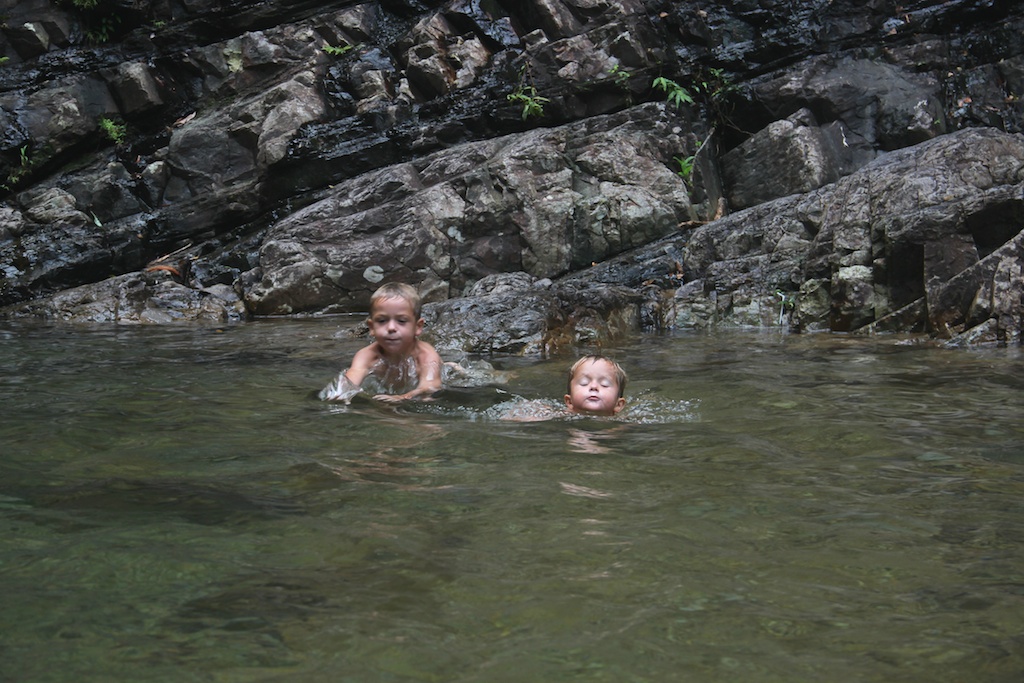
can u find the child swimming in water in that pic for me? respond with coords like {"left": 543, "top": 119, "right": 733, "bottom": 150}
{"left": 496, "top": 354, "right": 628, "bottom": 421}
{"left": 320, "top": 282, "right": 444, "bottom": 403}
{"left": 564, "top": 354, "right": 628, "bottom": 416}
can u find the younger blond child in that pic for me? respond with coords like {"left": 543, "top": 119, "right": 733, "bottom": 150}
{"left": 320, "top": 282, "right": 443, "bottom": 403}
{"left": 564, "top": 354, "right": 628, "bottom": 416}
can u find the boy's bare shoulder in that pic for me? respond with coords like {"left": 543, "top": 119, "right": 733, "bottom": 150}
{"left": 415, "top": 340, "right": 442, "bottom": 362}
{"left": 352, "top": 342, "right": 382, "bottom": 363}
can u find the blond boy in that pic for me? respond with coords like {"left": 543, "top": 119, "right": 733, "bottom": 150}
{"left": 320, "top": 282, "right": 443, "bottom": 402}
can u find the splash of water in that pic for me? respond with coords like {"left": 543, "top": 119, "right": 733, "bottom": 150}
{"left": 320, "top": 356, "right": 516, "bottom": 404}
{"left": 364, "top": 356, "right": 419, "bottom": 395}
{"left": 319, "top": 356, "right": 421, "bottom": 402}
{"left": 318, "top": 372, "right": 362, "bottom": 402}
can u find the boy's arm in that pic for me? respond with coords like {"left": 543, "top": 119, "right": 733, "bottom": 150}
{"left": 343, "top": 345, "right": 377, "bottom": 386}
{"left": 412, "top": 352, "right": 444, "bottom": 397}
{"left": 320, "top": 345, "right": 377, "bottom": 402}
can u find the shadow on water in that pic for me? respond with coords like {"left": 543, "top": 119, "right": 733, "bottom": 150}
{"left": 29, "top": 478, "right": 305, "bottom": 526}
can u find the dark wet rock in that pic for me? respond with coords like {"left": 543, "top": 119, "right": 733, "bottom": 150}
{"left": 408, "top": 126, "right": 1024, "bottom": 351}
{"left": 4, "top": 270, "right": 247, "bottom": 324}
{"left": 685, "top": 127, "right": 1024, "bottom": 337}
{"left": 1, "top": 0, "right": 1023, "bottom": 347}
{"left": 243, "top": 103, "right": 691, "bottom": 316}
{"left": 722, "top": 108, "right": 860, "bottom": 210}
{"left": 741, "top": 52, "right": 947, "bottom": 153}
{"left": 423, "top": 275, "right": 639, "bottom": 354}
{"left": 105, "top": 61, "right": 165, "bottom": 114}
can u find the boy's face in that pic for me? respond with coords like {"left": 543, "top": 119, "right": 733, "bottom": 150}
{"left": 565, "top": 358, "right": 626, "bottom": 416}
{"left": 368, "top": 296, "right": 422, "bottom": 358}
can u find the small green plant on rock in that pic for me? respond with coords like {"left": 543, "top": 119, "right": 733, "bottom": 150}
{"left": 84, "top": 14, "right": 120, "bottom": 44}
{"left": 610, "top": 64, "right": 631, "bottom": 89}
{"left": 653, "top": 70, "right": 741, "bottom": 137}
{"left": 508, "top": 61, "right": 549, "bottom": 121}
{"left": 60, "top": 0, "right": 121, "bottom": 44}
{"left": 670, "top": 129, "right": 714, "bottom": 197}
{"left": 674, "top": 151, "right": 697, "bottom": 184}
{"left": 322, "top": 42, "right": 355, "bottom": 57}
{"left": 697, "top": 67, "right": 738, "bottom": 101}
{"left": 99, "top": 116, "right": 126, "bottom": 144}
{"left": 2, "top": 144, "right": 33, "bottom": 191}
{"left": 652, "top": 76, "right": 694, "bottom": 108}
{"left": 507, "top": 84, "right": 549, "bottom": 120}
{"left": 609, "top": 64, "right": 633, "bottom": 104}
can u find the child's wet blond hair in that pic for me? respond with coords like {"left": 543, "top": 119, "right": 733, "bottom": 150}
{"left": 369, "top": 282, "right": 422, "bottom": 319}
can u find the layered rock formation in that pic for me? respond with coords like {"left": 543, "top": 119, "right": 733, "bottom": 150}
{"left": 1, "top": 0, "right": 1022, "bottom": 348}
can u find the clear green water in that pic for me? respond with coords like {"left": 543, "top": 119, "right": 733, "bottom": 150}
{"left": 1, "top": 319, "right": 1023, "bottom": 683}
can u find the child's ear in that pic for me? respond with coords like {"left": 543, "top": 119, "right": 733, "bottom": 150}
{"left": 415, "top": 318, "right": 425, "bottom": 336}
{"left": 612, "top": 397, "right": 626, "bottom": 414}
{"left": 564, "top": 394, "right": 574, "bottom": 411}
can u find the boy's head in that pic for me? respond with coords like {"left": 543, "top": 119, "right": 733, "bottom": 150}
{"left": 369, "top": 282, "right": 422, "bottom": 319}
{"left": 564, "top": 355, "right": 627, "bottom": 416}
{"left": 366, "top": 283, "right": 424, "bottom": 357}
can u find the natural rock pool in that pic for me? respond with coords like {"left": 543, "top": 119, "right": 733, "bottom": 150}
{"left": 2, "top": 320, "right": 1022, "bottom": 682}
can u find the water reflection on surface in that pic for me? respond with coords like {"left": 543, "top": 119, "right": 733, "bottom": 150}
{"left": 1, "top": 319, "right": 1023, "bottom": 682}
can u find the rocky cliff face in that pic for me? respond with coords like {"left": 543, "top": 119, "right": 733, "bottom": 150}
{"left": 1, "top": 0, "right": 1022, "bottom": 349}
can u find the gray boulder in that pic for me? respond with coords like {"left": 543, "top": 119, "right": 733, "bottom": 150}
{"left": 242, "top": 103, "right": 692, "bottom": 316}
